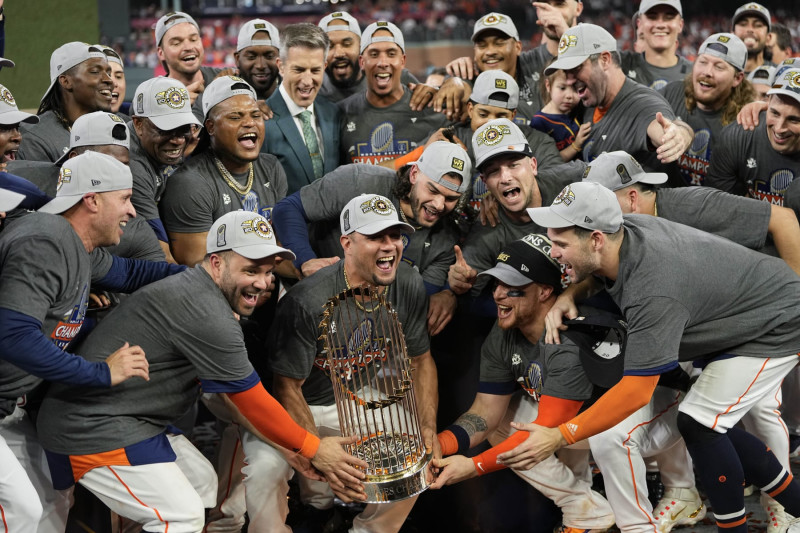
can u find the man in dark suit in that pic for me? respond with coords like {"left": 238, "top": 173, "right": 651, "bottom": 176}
{"left": 262, "top": 23, "right": 341, "bottom": 194}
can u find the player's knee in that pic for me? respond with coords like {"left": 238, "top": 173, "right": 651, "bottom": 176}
{"left": 13, "top": 494, "right": 44, "bottom": 526}
{"left": 676, "top": 411, "right": 719, "bottom": 446}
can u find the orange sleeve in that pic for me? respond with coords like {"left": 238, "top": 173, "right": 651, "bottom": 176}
{"left": 469, "top": 395, "right": 583, "bottom": 475}
{"left": 393, "top": 145, "right": 425, "bottom": 169}
{"left": 227, "top": 382, "right": 320, "bottom": 459}
{"left": 559, "top": 374, "right": 659, "bottom": 445}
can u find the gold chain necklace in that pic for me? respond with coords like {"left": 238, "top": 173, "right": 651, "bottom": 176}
{"left": 343, "top": 265, "right": 386, "bottom": 312}
{"left": 213, "top": 155, "right": 254, "bottom": 197}
{"left": 398, "top": 203, "right": 422, "bottom": 229}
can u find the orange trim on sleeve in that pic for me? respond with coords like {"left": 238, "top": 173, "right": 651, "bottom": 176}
{"left": 228, "top": 382, "right": 320, "bottom": 459}
{"left": 437, "top": 430, "right": 459, "bottom": 456}
{"left": 559, "top": 374, "right": 660, "bottom": 445}
{"left": 393, "top": 145, "right": 425, "bottom": 169}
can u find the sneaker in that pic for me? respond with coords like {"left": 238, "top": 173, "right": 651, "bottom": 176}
{"left": 762, "top": 493, "right": 790, "bottom": 533}
{"left": 780, "top": 516, "right": 800, "bottom": 532}
{"left": 652, "top": 487, "right": 707, "bottom": 533}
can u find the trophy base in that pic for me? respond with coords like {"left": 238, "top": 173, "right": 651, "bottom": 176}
{"left": 362, "top": 452, "right": 432, "bottom": 503}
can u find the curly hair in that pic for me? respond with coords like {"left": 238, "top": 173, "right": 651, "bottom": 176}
{"left": 683, "top": 74, "right": 756, "bottom": 127}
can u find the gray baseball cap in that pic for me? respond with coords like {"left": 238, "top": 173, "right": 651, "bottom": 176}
{"left": 527, "top": 181, "right": 623, "bottom": 234}
{"left": 319, "top": 12, "right": 361, "bottom": 36}
{"left": 340, "top": 194, "right": 414, "bottom": 236}
{"left": 732, "top": 2, "right": 771, "bottom": 31}
{"left": 639, "top": 0, "right": 682, "bottom": 16}
{"left": 584, "top": 151, "right": 667, "bottom": 191}
{"left": 39, "top": 152, "right": 132, "bottom": 215}
{"left": 133, "top": 77, "right": 201, "bottom": 130}
{"left": 748, "top": 64, "right": 776, "bottom": 85}
{"left": 544, "top": 24, "right": 617, "bottom": 75}
{"left": 698, "top": 33, "right": 747, "bottom": 72}
{"left": 203, "top": 75, "right": 258, "bottom": 120}
{"left": 43, "top": 42, "right": 107, "bottom": 102}
{"left": 0, "top": 84, "right": 38, "bottom": 126}
{"left": 96, "top": 44, "right": 123, "bottom": 66}
{"left": 207, "top": 210, "right": 295, "bottom": 261}
{"left": 0, "top": 187, "right": 24, "bottom": 212}
{"left": 768, "top": 67, "right": 800, "bottom": 107}
{"left": 472, "top": 118, "right": 533, "bottom": 169}
{"left": 361, "top": 21, "right": 405, "bottom": 54}
{"left": 237, "top": 19, "right": 280, "bottom": 52}
{"left": 155, "top": 11, "right": 200, "bottom": 46}
{"left": 470, "top": 70, "right": 519, "bottom": 110}
{"left": 0, "top": 57, "right": 14, "bottom": 68}
{"left": 774, "top": 58, "right": 800, "bottom": 82}
{"left": 478, "top": 233, "right": 565, "bottom": 293}
{"left": 412, "top": 141, "right": 472, "bottom": 194}
{"left": 55, "top": 112, "right": 130, "bottom": 166}
{"left": 472, "top": 12, "right": 519, "bottom": 42}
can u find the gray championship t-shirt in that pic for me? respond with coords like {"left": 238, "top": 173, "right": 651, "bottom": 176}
{"left": 604, "top": 215, "right": 800, "bottom": 373}
{"left": 6, "top": 160, "right": 59, "bottom": 196}
{"left": 479, "top": 324, "right": 594, "bottom": 402}
{"left": 320, "top": 69, "right": 418, "bottom": 103}
{"left": 339, "top": 86, "right": 450, "bottom": 165}
{"left": 160, "top": 150, "right": 288, "bottom": 233}
{"left": 582, "top": 78, "right": 677, "bottom": 172}
{"left": 37, "top": 267, "right": 256, "bottom": 455}
{"left": 705, "top": 113, "right": 800, "bottom": 205}
{"left": 268, "top": 261, "right": 429, "bottom": 406}
{"left": 102, "top": 216, "right": 166, "bottom": 262}
{"left": 18, "top": 110, "right": 70, "bottom": 163}
{"left": 298, "top": 164, "right": 458, "bottom": 289}
{"left": 660, "top": 80, "right": 725, "bottom": 187}
{"left": 621, "top": 52, "right": 692, "bottom": 91}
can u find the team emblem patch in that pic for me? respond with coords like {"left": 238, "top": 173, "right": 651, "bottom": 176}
{"left": 616, "top": 163, "right": 632, "bottom": 185}
{"left": 360, "top": 196, "right": 394, "bottom": 216}
{"left": 494, "top": 78, "right": 507, "bottom": 90}
{"left": 57, "top": 168, "right": 72, "bottom": 192}
{"left": 155, "top": 87, "right": 189, "bottom": 109}
{"left": 717, "top": 35, "right": 730, "bottom": 43}
{"left": 497, "top": 252, "right": 510, "bottom": 262}
{"left": 377, "top": 21, "right": 388, "bottom": 27}
{"left": 108, "top": 113, "right": 124, "bottom": 123}
{"left": 241, "top": 218, "right": 273, "bottom": 239}
{"left": 451, "top": 157, "right": 465, "bottom": 172}
{"left": 254, "top": 23, "right": 266, "bottom": 29}
{"left": 0, "top": 87, "right": 14, "bottom": 106}
{"left": 476, "top": 124, "right": 511, "bottom": 147}
{"left": 217, "top": 224, "right": 227, "bottom": 247}
{"left": 481, "top": 14, "right": 504, "bottom": 26}
{"left": 553, "top": 185, "right": 576, "bottom": 206}
{"left": 559, "top": 34, "right": 578, "bottom": 55}
{"left": 332, "top": 12, "right": 343, "bottom": 17}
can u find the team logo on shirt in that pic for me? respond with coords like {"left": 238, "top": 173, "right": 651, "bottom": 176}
{"left": 0, "top": 86, "right": 15, "bottom": 106}
{"left": 750, "top": 169, "right": 795, "bottom": 205}
{"left": 679, "top": 128, "right": 712, "bottom": 186}
{"left": 360, "top": 196, "right": 394, "bottom": 216}
{"left": 521, "top": 360, "right": 543, "bottom": 400}
{"left": 50, "top": 284, "right": 89, "bottom": 350}
{"left": 475, "top": 124, "right": 511, "bottom": 147}
{"left": 57, "top": 167, "right": 72, "bottom": 192}
{"left": 558, "top": 34, "right": 578, "bottom": 55}
{"left": 155, "top": 87, "right": 189, "bottom": 109}
{"left": 553, "top": 185, "right": 576, "bottom": 206}
{"left": 241, "top": 217, "right": 273, "bottom": 240}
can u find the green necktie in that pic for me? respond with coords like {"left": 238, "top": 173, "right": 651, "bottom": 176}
{"left": 299, "top": 110, "right": 323, "bottom": 179}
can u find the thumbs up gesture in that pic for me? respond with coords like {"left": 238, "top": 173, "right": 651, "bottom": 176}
{"left": 448, "top": 245, "right": 478, "bottom": 295}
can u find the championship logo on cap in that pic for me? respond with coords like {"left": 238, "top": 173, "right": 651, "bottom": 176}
{"left": 217, "top": 224, "right": 227, "bottom": 247}
{"left": 476, "top": 123, "right": 512, "bottom": 147}
{"left": 253, "top": 23, "right": 266, "bottom": 29}
{"left": 553, "top": 185, "right": 576, "bottom": 206}
{"left": 57, "top": 168, "right": 72, "bottom": 192}
{"left": 451, "top": 157, "right": 465, "bottom": 172}
{"left": 481, "top": 13, "right": 504, "bottom": 25}
{"left": 744, "top": 2, "right": 760, "bottom": 8}
{"left": 558, "top": 34, "right": 578, "bottom": 54}
{"left": 241, "top": 217, "right": 273, "bottom": 239}
{"left": 377, "top": 21, "right": 388, "bottom": 27}
{"left": 156, "top": 87, "right": 189, "bottom": 109}
{"left": 494, "top": 78, "right": 507, "bottom": 89}
{"left": 332, "top": 12, "right": 343, "bottom": 17}
{"left": 342, "top": 209, "right": 351, "bottom": 232}
{"left": 0, "top": 87, "right": 14, "bottom": 106}
{"left": 616, "top": 164, "right": 633, "bottom": 185}
{"left": 497, "top": 251, "right": 510, "bottom": 262}
{"left": 718, "top": 35, "right": 731, "bottom": 43}
{"left": 360, "top": 196, "right": 393, "bottom": 216}
{"left": 136, "top": 93, "right": 144, "bottom": 114}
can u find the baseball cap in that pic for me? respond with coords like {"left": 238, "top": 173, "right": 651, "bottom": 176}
{"left": 96, "top": 44, "right": 123, "bottom": 66}
{"left": 470, "top": 70, "right": 519, "bottom": 110}
{"left": 472, "top": 13, "right": 520, "bottom": 42}
{"left": 202, "top": 75, "right": 257, "bottom": 120}
{"left": 133, "top": 77, "right": 201, "bottom": 130}
{"left": 237, "top": 19, "right": 280, "bottom": 52}
{"left": 472, "top": 118, "right": 533, "bottom": 169}
{"left": 748, "top": 64, "right": 776, "bottom": 85}
{"left": 155, "top": 11, "right": 200, "bottom": 46}
{"left": 527, "top": 181, "right": 623, "bottom": 233}
{"left": 0, "top": 84, "right": 38, "bottom": 126}
{"left": 412, "top": 141, "right": 472, "bottom": 194}
{"left": 43, "top": 42, "right": 107, "bottom": 101}
{"left": 0, "top": 187, "right": 24, "bottom": 212}
{"left": 207, "top": 210, "right": 295, "bottom": 261}
{"left": 39, "top": 152, "right": 132, "bottom": 215}
{"left": 732, "top": 2, "right": 771, "bottom": 31}
{"left": 774, "top": 58, "right": 800, "bottom": 81}
{"left": 697, "top": 33, "right": 747, "bottom": 72}
{"left": 0, "top": 57, "right": 14, "bottom": 68}
{"left": 55, "top": 112, "right": 130, "bottom": 166}
{"left": 340, "top": 194, "right": 414, "bottom": 236}
{"left": 0, "top": 172, "right": 51, "bottom": 211}
{"left": 768, "top": 68, "right": 800, "bottom": 107}
{"left": 319, "top": 12, "right": 361, "bottom": 36}
{"left": 639, "top": 0, "right": 682, "bottom": 17}
{"left": 584, "top": 151, "right": 667, "bottom": 191}
{"left": 478, "top": 233, "right": 565, "bottom": 293}
{"left": 544, "top": 24, "right": 617, "bottom": 75}
{"left": 360, "top": 21, "right": 404, "bottom": 54}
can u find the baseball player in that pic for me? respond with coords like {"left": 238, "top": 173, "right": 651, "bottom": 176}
{"left": 0, "top": 82, "right": 38, "bottom": 164}
{"left": 509, "top": 181, "right": 800, "bottom": 532}
{"left": 432, "top": 234, "right": 615, "bottom": 533}
{"left": 35, "top": 210, "right": 367, "bottom": 532}
{"left": 0, "top": 152, "right": 184, "bottom": 533}
{"left": 731, "top": 2, "right": 772, "bottom": 74}
{"left": 244, "top": 194, "right": 436, "bottom": 532}
{"left": 235, "top": 19, "right": 281, "bottom": 100}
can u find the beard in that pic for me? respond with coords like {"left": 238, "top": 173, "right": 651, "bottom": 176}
{"left": 327, "top": 58, "right": 362, "bottom": 89}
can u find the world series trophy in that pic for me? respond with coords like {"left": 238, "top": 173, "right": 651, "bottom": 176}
{"left": 318, "top": 286, "right": 431, "bottom": 503}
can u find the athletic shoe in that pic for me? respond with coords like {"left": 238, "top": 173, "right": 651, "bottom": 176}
{"left": 779, "top": 515, "right": 800, "bottom": 532}
{"left": 652, "top": 487, "right": 707, "bottom": 533}
{"left": 763, "top": 493, "right": 790, "bottom": 533}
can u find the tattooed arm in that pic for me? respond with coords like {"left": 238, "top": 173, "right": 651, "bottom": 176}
{"left": 438, "top": 392, "right": 512, "bottom": 455}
